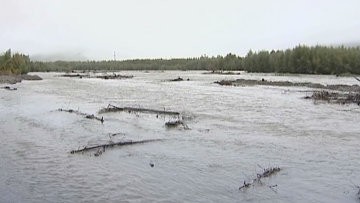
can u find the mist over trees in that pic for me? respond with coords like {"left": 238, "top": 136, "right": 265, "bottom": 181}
{"left": 3, "top": 45, "right": 360, "bottom": 75}
{"left": 0, "top": 49, "right": 31, "bottom": 74}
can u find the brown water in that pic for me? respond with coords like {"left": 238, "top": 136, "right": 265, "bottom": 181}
{"left": 1, "top": 71, "right": 360, "bottom": 203}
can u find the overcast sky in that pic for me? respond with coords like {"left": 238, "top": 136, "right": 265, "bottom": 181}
{"left": 1, "top": 0, "right": 360, "bottom": 61}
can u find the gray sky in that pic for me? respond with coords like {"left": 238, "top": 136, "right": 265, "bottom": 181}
{"left": 1, "top": 0, "right": 360, "bottom": 61}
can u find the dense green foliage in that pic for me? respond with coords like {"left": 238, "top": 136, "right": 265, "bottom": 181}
{"left": 6, "top": 45, "right": 360, "bottom": 75}
{"left": 243, "top": 45, "right": 360, "bottom": 74}
{"left": 0, "top": 49, "right": 31, "bottom": 74}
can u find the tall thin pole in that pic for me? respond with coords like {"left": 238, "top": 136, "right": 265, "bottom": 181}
{"left": 113, "top": 51, "right": 116, "bottom": 61}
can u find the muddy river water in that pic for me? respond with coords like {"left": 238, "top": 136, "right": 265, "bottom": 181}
{"left": 1, "top": 71, "right": 360, "bottom": 202}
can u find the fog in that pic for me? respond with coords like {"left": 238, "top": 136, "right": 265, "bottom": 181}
{"left": 1, "top": 0, "right": 360, "bottom": 61}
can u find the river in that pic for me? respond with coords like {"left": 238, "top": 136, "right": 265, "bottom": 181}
{"left": 1, "top": 71, "right": 359, "bottom": 202}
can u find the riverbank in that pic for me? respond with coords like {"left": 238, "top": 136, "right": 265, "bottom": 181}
{"left": 0, "top": 74, "right": 42, "bottom": 84}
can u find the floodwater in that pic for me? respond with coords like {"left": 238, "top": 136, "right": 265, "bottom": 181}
{"left": 1, "top": 71, "right": 360, "bottom": 203}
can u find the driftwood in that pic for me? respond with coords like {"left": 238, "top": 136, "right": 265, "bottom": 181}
{"left": 169, "top": 77, "right": 184, "bottom": 82}
{"left": 1, "top": 86, "right": 17, "bottom": 91}
{"left": 109, "top": 132, "right": 125, "bottom": 137}
{"left": 70, "top": 139, "right": 162, "bottom": 154}
{"left": 215, "top": 79, "right": 360, "bottom": 92}
{"left": 215, "top": 80, "right": 233, "bottom": 86}
{"left": 239, "top": 166, "right": 281, "bottom": 190}
{"left": 99, "top": 104, "right": 180, "bottom": 116}
{"left": 165, "top": 120, "right": 189, "bottom": 129}
{"left": 238, "top": 181, "right": 251, "bottom": 190}
{"left": 95, "top": 74, "right": 133, "bottom": 80}
{"left": 60, "top": 73, "right": 88, "bottom": 78}
{"left": 256, "top": 167, "right": 281, "bottom": 179}
{"left": 71, "top": 70, "right": 86, "bottom": 73}
{"left": 203, "top": 70, "right": 241, "bottom": 75}
{"left": 165, "top": 120, "right": 183, "bottom": 127}
{"left": 58, "top": 108, "right": 104, "bottom": 123}
{"left": 59, "top": 73, "right": 133, "bottom": 80}
{"left": 304, "top": 91, "right": 360, "bottom": 105}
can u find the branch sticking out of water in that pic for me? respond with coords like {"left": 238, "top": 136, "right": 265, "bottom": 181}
{"left": 239, "top": 166, "right": 281, "bottom": 191}
{"left": 268, "top": 184, "right": 278, "bottom": 193}
{"left": 238, "top": 181, "right": 251, "bottom": 190}
{"left": 58, "top": 108, "right": 104, "bottom": 123}
{"left": 98, "top": 104, "right": 180, "bottom": 116}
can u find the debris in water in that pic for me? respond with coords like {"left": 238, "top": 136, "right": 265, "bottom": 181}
{"left": 95, "top": 73, "right": 133, "bottom": 80}
{"left": 1, "top": 86, "right": 17, "bottom": 91}
{"left": 214, "top": 80, "right": 233, "bottom": 86}
{"left": 59, "top": 73, "right": 133, "bottom": 80}
{"left": 109, "top": 132, "right": 125, "bottom": 137}
{"left": 99, "top": 104, "right": 180, "bottom": 116}
{"left": 238, "top": 181, "right": 251, "bottom": 190}
{"left": 304, "top": 91, "right": 360, "bottom": 105}
{"left": 169, "top": 77, "right": 184, "bottom": 82}
{"left": 268, "top": 184, "right": 278, "bottom": 193}
{"left": 203, "top": 70, "right": 241, "bottom": 75}
{"left": 94, "top": 147, "right": 104, "bottom": 157}
{"left": 165, "top": 120, "right": 183, "bottom": 127}
{"left": 165, "top": 120, "right": 189, "bottom": 129}
{"left": 215, "top": 78, "right": 360, "bottom": 92}
{"left": 58, "top": 108, "right": 104, "bottom": 123}
{"left": 70, "top": 139, "right": 162, "bottom": 154}
{"left": 256, "top": 167, "right": 281, "bottom": 179}
{"left": 239, "top": 166, "right": 281, "bottom": 191}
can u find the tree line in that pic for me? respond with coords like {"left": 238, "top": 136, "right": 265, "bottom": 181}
{"left": 29, "top": 55, "right": 241, "bottom": 72}
{"left": 0, "top": 49, "right": 31, "bottom": 74}
{"left": 3, "top": 45, "right": 360, "bottom": 75}
{"left": 243, "top": 45, "right": 360, "bottom": 74}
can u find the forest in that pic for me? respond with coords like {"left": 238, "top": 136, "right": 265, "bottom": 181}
{"left": 242, "top": 45, "right": 360, "bottom": 74}
{"left": 0, "top": 49, "right": 31, "bottom": 74}
{"left": 3, "top": 45, "right": 360, "bottom": 75}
